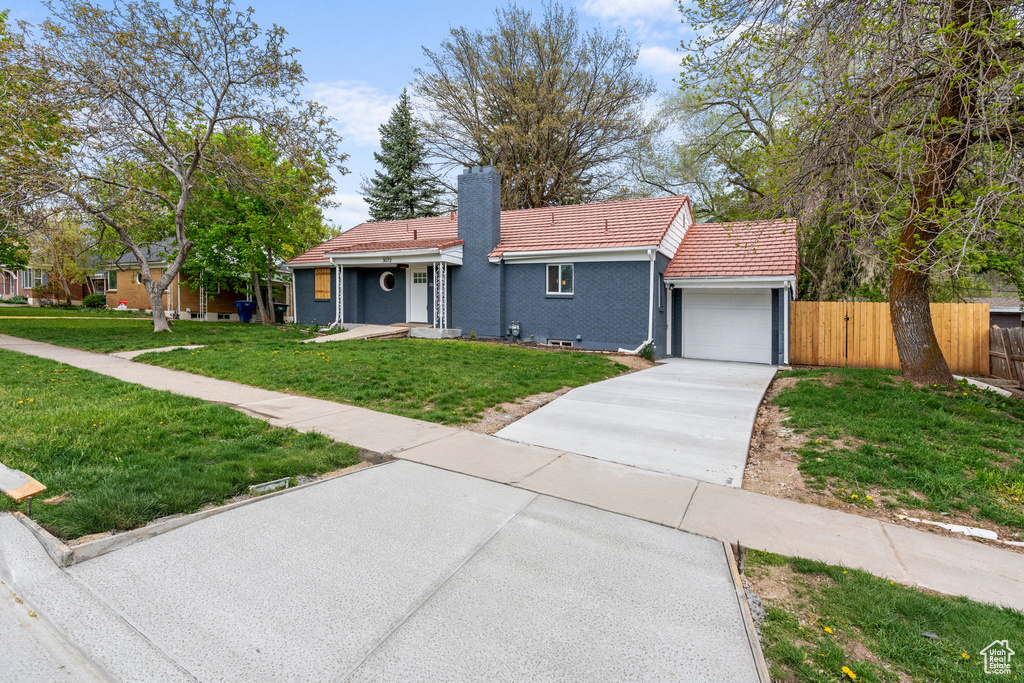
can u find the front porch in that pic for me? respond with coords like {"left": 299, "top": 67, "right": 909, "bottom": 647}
{"left": 319, "top": 242, "right": 463, "bottom": 332}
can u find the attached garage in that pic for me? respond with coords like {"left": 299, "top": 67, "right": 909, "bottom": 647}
{"left": 681, "top": 289, "right": 772, "bottom": 364}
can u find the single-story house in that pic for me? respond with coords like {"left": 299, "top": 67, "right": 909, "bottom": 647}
{"left": 105, "top": 242, "right": 291, "bottom": 321}
{"left": 970, "top": 297, "right": 1023, "bottom": 329}
{"left": 287, "top": 166, "right": 798, "bottom": 363}
{"left": 1, "top": 265, "right": 105, "bottom": 305}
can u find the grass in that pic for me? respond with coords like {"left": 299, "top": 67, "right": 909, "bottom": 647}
{"left": 144, "top": 338, "right": 626, "bottom": 424}
{"left": 0, "top": 315, "right": 315, "bottom": 353}
{"left": 748, "top": 550, "right": 1023, "bottom": 682}
{"left": 0, "top": 349, "right": 360, "bottom": 540}
{"left": 0, "top": 312, "right": 628, "bottom": 424}
{"left": 774, "top": 368, "right": 1024, "bottom": 533}
{"left": 0, "top": 305, "right": 151, "bottom": 318}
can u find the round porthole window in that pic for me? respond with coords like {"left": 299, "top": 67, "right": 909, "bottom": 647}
{"left": 380, "top": 271, "right": 396, "bottom": 291}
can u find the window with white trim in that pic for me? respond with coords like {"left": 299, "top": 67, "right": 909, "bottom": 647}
{"left": 380, "top": 271, "right": 396, "bottom": 291}
{"left": 412, "top": 271, "right": 427, "bottom": 285}
{"left": 548, "top": 339, "right": 573, "bottom": 347}
{"left": 546, "top": 264, "right": 573, "bottom": 295}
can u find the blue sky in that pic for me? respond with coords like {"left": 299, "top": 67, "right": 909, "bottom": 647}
{"left": 5, "top": 0, "right": 689, "bottom": 228}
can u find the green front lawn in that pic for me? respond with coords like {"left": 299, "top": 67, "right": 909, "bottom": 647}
{"left": 0, "top": 349, "right": 360, "bottom": 539}
{"left": 0, "top": 314, "right": 628, "bottom": 425}
{"left": 0, "top": 305, "right": 150, "bottom": 318}
{"left": 749, "top": 550, "right": 1023, "bottom": 682}
{"left": 0, "top": 316, "right": 314, "bottom": 353}
{"left": 775, "top": 368, "right": 1024, "bottom": 532}
{"left": 144, "top": 338, "right": 626, "bottom": 424}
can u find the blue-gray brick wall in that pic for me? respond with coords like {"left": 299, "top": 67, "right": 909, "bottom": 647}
{"left": 293, "top": 267, "right": 335, "bottom": 325}
{"left": 670, "top": 287, "right": 683, "bottom": 357}
{"left": 502, "top": 261, "right": 651, "bottom": 352}
{"left": 652, "top": 253, "right": 670, "bottom": 358}
{"left": 451, "top": 167, "right": 504, "bottom": 337}
{"left": 357, "top": 267, "right": 406, "bottom": 324}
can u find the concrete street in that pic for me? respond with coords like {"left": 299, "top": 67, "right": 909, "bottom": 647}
{"left": 497, "top": 358, "right": 777, "bottom": 486}
{"left": 7, "top": 462, "right": 762, "bottom": 681}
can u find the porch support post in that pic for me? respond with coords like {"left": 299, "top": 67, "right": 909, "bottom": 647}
{"left": 336, "top": 265, "right": 344, "bottom": 324}
{"left": 433, "top": 262, "right": 448, "bottom": 329}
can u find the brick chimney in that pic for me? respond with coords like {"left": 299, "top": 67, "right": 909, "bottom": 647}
{"left": 451, "top": 166, "right": 504, "bottom": 337}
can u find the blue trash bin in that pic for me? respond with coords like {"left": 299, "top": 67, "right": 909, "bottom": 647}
{"left": 235, "top": 300, "right": 257, "bottom": 323}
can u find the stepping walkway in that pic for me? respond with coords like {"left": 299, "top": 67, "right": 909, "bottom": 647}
{"left": 1, "top": 333, "right": 1022, "bottom": 612}
{"left": 301, "top": 324, "right": 408, "bottom": 343}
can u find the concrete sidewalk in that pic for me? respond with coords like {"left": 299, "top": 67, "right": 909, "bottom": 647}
{"left": 1, "top": 333, "right": 1023, "bottom": 612}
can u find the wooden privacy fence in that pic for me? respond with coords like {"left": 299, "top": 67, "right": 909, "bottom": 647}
{"left": 790, "top": 301, "right": 990, "bottom": 375}
{"left": 990, "top": 326, "right": 1024, "bottom": 386}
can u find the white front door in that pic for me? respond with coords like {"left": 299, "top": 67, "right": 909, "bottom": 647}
{"left": 683, "top": 289, "right": 772, "bottom": 364}
{"left": 408, "top": 268, "right": 429, "bottom": 322}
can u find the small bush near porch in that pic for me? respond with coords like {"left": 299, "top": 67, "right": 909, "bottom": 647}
{"left": 144, "top": 338, "right": 629, "bottom": 424}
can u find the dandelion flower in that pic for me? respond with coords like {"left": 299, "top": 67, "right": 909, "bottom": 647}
{"left": 823, "top": 626, "right": 834, "bottom": 634}
{"left": 961, "top": 653, "right": 970, "bottom": 660}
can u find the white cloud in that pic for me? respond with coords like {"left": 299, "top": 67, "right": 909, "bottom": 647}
{"left": 580, "top": 0, "right": 676, "bottom": 22}
{"left": 308, "top": 81, "right": 398, "bottom": 148}
{"left": 638, "top": 45, "right": 682, "bottom": 75}
{"left": 323, "top": 193, "right": 369, "bottom": 230}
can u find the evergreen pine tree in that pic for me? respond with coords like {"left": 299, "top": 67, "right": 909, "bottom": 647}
{"left": 362, "top": 90, "right": 443, "bottom": 222}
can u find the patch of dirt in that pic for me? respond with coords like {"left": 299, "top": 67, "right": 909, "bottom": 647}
{"left": 745, "top": 563, "right": 914, "bottom": 683}
{"left": 41, "top": 493, "right": 72, "bottom": 505}
{"left": 464, "top": 386, "right": 574, "bottom": 434}
{"left": 744, "top": 375, "right": 1024, "bottom": 554}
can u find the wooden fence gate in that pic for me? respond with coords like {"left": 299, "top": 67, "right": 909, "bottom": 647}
{"left": 790, "top": 301, "right": 990, "bottom": 375}
{"left": 990, "top": 326, "right": 1024, "bottom": 387}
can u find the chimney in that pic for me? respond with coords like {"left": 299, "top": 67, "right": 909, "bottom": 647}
{"left": 457, "top": 166, "right": 501, "bottom": 251}
{"left": 451, "top": 165, "right": 504, "bottom": 337}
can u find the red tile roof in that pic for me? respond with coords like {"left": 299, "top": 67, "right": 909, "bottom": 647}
{"left": 286, "top": 215, "right": 462, "bottom": 266}
{"left": 665, "top": 219, "right": 798, "bottom": 278}
{"left": 287, "top": 195, "right": 691, "bottom": 266}
{"left": 488, "top": 195, "right": 690, "bottom": 256}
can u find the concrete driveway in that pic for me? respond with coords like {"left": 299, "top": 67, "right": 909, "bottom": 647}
{"left": 497, "top": 359, "right": 777, "bottom": 486}
{"left": 62, "top": 461, "right": 761, "bottom": 681}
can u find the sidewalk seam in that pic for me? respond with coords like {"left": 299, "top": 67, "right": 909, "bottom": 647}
{"left": 337, "top": 492, "right": 542, "bottom": 681}
{"left": 58, "top": 569, "right": 201, "bottom": 681}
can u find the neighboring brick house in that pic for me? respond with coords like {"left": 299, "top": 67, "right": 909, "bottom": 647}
{"left": 105, "top": 243, "right": 292, "bottom": 321}
{"left": 287, "top": 166, "right": 799, "bottom": 363}
{"left": 0, "top": 264, "right": 106, "bottom": 305}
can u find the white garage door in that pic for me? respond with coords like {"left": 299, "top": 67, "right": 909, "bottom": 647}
{"left": 683, "top": 289, "right": 772, "bottom": 364}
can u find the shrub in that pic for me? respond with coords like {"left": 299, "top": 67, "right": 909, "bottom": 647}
{"left": 82, "top": 293, "right": 106, "bottom": 308}
{"left": 1, "top": 295, "right": 27, "bottom": 303}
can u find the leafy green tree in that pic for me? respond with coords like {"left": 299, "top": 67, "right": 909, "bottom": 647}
{"left": 18, "top": 0, "right": 346, "bottom": 332}
{"left": 416, "top": 2, "right": 655, "bottom": 210}
{"left": 681, "top": 0, "right": 1024, "bottom": 385}
{"left": 183, "top": 127, "right": 336, "bottom": 325}
{"left": 362, "top": 90, "right": 443, "bottom": 222}
{"left": 0, "top": 10, "right": 75, "bottom": 265}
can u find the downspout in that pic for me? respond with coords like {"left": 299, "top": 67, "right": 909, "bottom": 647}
{"left": 619, "top": 249, "right": 657, "bottom": 355}
{"left": 783, "top": 280, "right": 791, "bottom": 365}
{"left": 648, "top": 248, "right": 655, "bottom": 344}
{"left": 290, "top": 269, "right": 297, "bottom": 324}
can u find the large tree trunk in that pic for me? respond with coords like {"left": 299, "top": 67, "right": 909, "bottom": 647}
{"left": 251, "top": 269, "right": 270, "bottom": 325}
{"left": 889, "top": 254, "right": 952, "bottom": 386}
{"left": 146, "top": 284, "right": 171, "bottom": 333}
